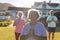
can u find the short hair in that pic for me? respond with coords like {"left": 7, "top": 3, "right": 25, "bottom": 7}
{"left": 49, "top": 10, "right": 54, "bottom": 15}
{"left": 27, "top": 9, "right": 41, "bottom": 20}
{"left": 50, "top": 10, "right": 54, "bottom": 13}
{"left": 17, "top": 11, "right": 24, "bottom": 18}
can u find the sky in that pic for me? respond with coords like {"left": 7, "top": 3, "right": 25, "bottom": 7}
{"left": 0, "top": 0, "right": 60, "bottom": 7}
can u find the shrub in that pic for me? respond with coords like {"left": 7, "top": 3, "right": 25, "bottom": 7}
{"left": 39, "top": 17, "right": 47, "bottom": 27}
{"left": 0, "top": 19, "right": 12, "bottom": 27}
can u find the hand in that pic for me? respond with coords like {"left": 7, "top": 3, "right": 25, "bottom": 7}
{"left": 52, "top": 18, "right": 54, "bottom": 21}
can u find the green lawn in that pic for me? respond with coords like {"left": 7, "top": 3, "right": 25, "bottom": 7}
{"left": 0, "top": 27, "right": 60, "bottom": 40}
{"left": 0, "top": 27, "right": 15, "bottom": 40}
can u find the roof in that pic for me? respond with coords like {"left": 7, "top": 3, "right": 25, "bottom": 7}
{"left": 33, "top": 2, "right": 60, "bottom": 10}
{"left": 47, "top": 3, "right": 59, "bottom": 7}
{"left": 34, "top": 2, "right": 42, "bottom": 7}
{"left": 8, "top": 7, "right": 30, "bottom": 11}
{"left": 0, "top": 3, "right": 14, "bottom": 11}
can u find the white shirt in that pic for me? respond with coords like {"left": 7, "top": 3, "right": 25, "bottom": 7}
{"left": 47, "top": 15, "right": 58, "bottom": 27}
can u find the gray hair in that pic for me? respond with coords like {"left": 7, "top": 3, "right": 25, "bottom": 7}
{"left": 27, "top": 9, "right": 41, "bottom": 20}
{"left": 17, "top": 11, "right": 24, "bottom": 18}
{"left": 50, "top": 10, "right": 54, "bottom": 13}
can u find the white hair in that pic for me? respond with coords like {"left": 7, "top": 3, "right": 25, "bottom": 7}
{"left": 27, "top": 9, "right": 41, "bottom": 20}
{"left": 17, "top": 11, "right": 24, "bottom": 18}
{"left": 50, "top": 10, "right": 54, "bottom": 13}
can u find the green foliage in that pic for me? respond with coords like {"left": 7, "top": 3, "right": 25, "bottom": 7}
{"left": 25, "top": 18, "right": 31, "bottom": 24}
{"left": 39, "top": 17, "right": 47, "bottom": 27}
{"left": 0, "top": 19, "right": 12, "bottom": 27}
{"left": 56, "top": 23, "right": 60, "bottom": 27}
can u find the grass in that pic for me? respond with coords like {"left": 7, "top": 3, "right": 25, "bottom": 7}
{"left": 0, "top": 27, "right": 15, "bottom": 40}
{"left": 0, "top": 26, "right": 60, "bottom": 40}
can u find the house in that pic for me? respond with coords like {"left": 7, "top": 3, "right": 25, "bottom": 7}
{"left": 0, "top": 3, "right": 30, "bottom": 20}
{"left": 0, "top": 3, "right": 15, "bottom": 20}
{"left": 32, "top": 1, "right": 60, "bottom": 18}
{"left": 8, "top": 7, "right": 30, "bottom": 20}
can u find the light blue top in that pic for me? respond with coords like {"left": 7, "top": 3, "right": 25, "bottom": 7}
{"left": 47, "top": 15, "right": 58, "bottom": 27}
{"left": 20, "top": 22, "right": 47, "bottom": 37}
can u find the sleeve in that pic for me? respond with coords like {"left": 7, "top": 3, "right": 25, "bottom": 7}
{"left": 41, "top": 24, "right": 47, "bottom": 37}
{"left": 47, "top": 16, "right": 51, "bottom": 21}
{"left": 54, "top": 16, "right": 58, "bottom": 21}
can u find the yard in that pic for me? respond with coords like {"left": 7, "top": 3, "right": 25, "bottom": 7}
{"left": 0, "top": 26, "right": 60, "bottom": 40}
{"left": 0, "top": 27, "right": 15, "bottom": 40}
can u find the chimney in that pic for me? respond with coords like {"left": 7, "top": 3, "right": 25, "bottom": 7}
{"left": 49, "top": 0, "right": 51, "bottom": 3}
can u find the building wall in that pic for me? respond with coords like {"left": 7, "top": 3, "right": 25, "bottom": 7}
{"left": 8, "top": 10, "right": 17, "bottom": 20}
{"left": 33, "top": 1, "right": 60, "bottom": 18}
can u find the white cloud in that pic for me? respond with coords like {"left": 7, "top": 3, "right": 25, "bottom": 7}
{"left": 0, "top": 0, "right": 60, "bottom": 7}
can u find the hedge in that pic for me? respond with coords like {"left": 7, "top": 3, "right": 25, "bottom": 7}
{"left": 0, "top": 19, "right": 12, "bottom": 27}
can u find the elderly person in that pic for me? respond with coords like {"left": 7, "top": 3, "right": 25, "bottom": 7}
{"left": 46, "top": 10, "right": 58, "bottom": 40}
{"left": 20, "top": 9, "right": 47, "bottom": 40}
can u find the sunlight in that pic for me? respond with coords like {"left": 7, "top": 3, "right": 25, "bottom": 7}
{"left": 0, "top": 0, "right": 60, "bottom": 7}
{"left": 0, "top": 0, "right": 50, "bottom": 7}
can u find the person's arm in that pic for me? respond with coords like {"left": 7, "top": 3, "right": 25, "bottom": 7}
{"left": 13, "top": 20, "right": 16, "bottom": 26}
{"left": 47, "top": 18, "right": 55, "bottom": 23}
{"left": 46, "top": 20, "right": 52, "bottom": 23}
{"left": 41, "top": 24, "right": 47, "bottom": 40}
{"left": 46, "top": 16, "right": 52, "bottom": 23}
{"left": 53, "top": 16, "right": 58, "bottom": 23}
{"left": 23, "top": 19, "right": 25, "bottom": 25}
{"left": 46, "top": 19, "right": 53, "bottom": 23}
{"left": 54, "top": 21, "right": 58, "bottom": 23}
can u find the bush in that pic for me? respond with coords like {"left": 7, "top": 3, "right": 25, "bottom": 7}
{"left": 0, "top": 19, "right": 12, "bottom": 27}
{"left": 25, "top": 18, "right": 31, "bottom": 24}
{"left": 39, "top": 17, "right": 47, "bottom": 27}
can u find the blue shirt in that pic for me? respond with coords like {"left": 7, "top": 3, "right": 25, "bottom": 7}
{"left": 20, "top": 22, "right": 47, "bottom": 37}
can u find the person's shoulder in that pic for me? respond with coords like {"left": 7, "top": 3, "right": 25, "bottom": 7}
{"left": 54, "top": 15, "right": 56, "bottom": 17}
{"left": 47, "top": 15, "right": 51, "bottom": 18}
{"left": 36, "top": 22, "right": 45, "bottom": 29}
{"left": 14, "top": 18, "right": 18, "bottom": 21}
{"left": 37, "top": 22, "right": 44, "bottom": 26}
{"left": 24, "top": 23, "right": 30, "bottom": 27}
{"left": 52, "top": 16, "right": 57, "bottom": 19}
{"left": 21, "top": 18, "right": 25, "bottom": 21}
{"left": 47, "top": 15, "right": 51, "bottom": 17}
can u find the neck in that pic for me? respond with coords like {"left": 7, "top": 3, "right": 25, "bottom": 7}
{"left": 50, "top": 15, "right": 54, "bottom": 16}
{"left": 30, "top": 20, "right": 37, "bottom": 25}
{"left": 18, "top": 18, "right": 21, "bottom": 19}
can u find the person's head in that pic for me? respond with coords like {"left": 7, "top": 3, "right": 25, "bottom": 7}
{"left": 50, "top": 10, "right": 54, "bottom": 16}
{"left": 27, "top": 9, "right": 40, "bottom": 22}
{"left": 17, "top": 11, "right": 24, "bottom": 19}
